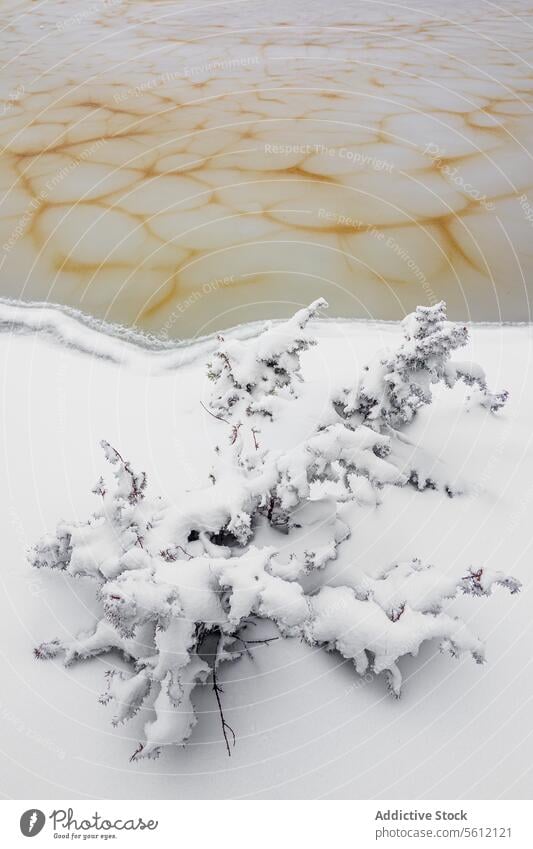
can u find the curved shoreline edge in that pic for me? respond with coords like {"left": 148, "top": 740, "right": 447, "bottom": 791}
{"left": 0, "top": 297, "right": 530, "bottom": 370}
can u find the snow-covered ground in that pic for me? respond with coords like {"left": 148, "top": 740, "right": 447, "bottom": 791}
{"left": 0, "top": 299, "right": 531, "bottom": 800}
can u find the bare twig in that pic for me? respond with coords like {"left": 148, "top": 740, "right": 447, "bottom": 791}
{"left": 201, "top": 400, "right": 242, "bottom": 446}
{"left": 230, "top": 422, "right": 242, "bottom": 445}
{"left": 242, "top": 636, "right": 279, "bottom": 646}
{"left": 212, "top": 665, "right": 235, "bottom": 757}
{"left": 231, "top": 634, "right": 279, "bottom": 660}
{"left": 200, "top": 400, "right": 231, "bottom": 426}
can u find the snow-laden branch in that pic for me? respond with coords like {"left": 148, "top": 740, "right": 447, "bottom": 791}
{"left": 207, "top": 297, "right": 328, "bottom": 419}
{"left": 337, "top": 301, "right": 508, "bottom": 430}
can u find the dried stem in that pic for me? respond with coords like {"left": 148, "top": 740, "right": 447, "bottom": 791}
{"left": 200, "top": 400, "right": 230, "bottom": 426}
{"left": 212, "top": 664, "right": 235, "bottom": 757}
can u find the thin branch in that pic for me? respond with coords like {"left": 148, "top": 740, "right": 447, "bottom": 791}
{"left": 109, "top": 444, "right": 126, "bottom": 465}
{"left": 212, "top": 665, "right": 235, "bottom": 757}
{"left": 231, "top": 634, "right": 279, "bottom": 660}
{"left": 230, "top": 422, "right": 242, "bottom": 445}
{"left": 200, "top": 400, "right": 241, "bottom": 445}
{"left": 242, "top": 636, "right": 279, "bottom": 646}
{"left": 231, "top": 636, "right": 253, "bottom": 660}
{"left": 200, "top": 400, "right": 230, "bottom": 426}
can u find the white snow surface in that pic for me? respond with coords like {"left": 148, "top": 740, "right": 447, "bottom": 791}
{"left": 0, "top": 300, "right": 531, "bottom": 799}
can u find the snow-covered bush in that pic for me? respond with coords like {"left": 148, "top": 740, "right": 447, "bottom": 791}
{"left": 207, "top": 298, "right": 327, "bottom": 419}
{"left": 338, "top": 301, "right": 508, "bottom": 431}
{"left": 30, "top": 300, "right": 519, "bottom": 761}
